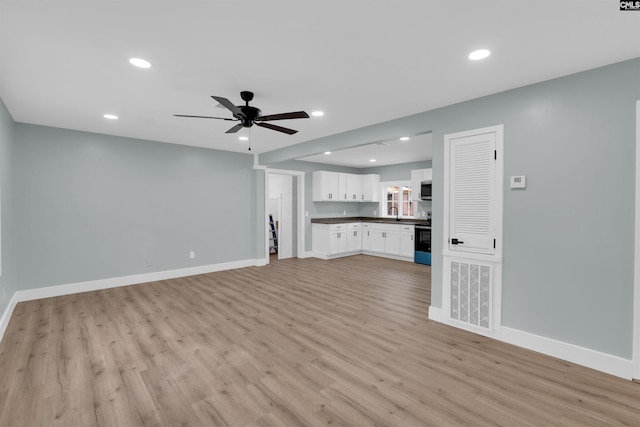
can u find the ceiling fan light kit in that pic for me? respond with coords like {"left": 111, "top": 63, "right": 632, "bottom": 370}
{"left": 175, "top": 91, "right": 310, "bottom": 142}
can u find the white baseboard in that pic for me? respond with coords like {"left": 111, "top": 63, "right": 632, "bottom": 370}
{"left": 0, "top": 258, "right": 259, "bottom": 343}
{"left": 498, "top": 326, "right": 633, "bottom": 380}
{"left": 427, "top": 305, "right": 632, "bottom": 379}
{"left": 0, "top": 292, "right": 19, "bottom": 343}
{"left": 428, "top": 305, "right": 444, "bottom": 322}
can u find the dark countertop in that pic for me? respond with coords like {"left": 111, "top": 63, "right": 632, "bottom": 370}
{"left": 311, "top": 216, "right": 430, "bottom": 226}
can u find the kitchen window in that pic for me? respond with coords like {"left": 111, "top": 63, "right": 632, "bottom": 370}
{"left": 381, "top": 181, "right": 414, "bottom": 218}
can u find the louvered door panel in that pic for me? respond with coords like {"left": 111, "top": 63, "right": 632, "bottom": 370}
{"left": 449, "top": 132, "right": 496, "bottom": 254}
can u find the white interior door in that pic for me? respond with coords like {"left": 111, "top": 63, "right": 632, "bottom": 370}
{"left": 448, "top": 131, "right": 497, "bottom": 255}
{"left": 443, "top": 125, "right": 503, "bottom": 334}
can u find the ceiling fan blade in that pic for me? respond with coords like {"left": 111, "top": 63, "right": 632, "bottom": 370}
{"left": 256, "top": 111, "right": 310, "bottom": 121}
{"left": 211, "top": 96, "right": 243, "bottom": 117}
{"left": 256, "top": 122, "right": 298, "bottom": 135}
{"left": 174, "top": 114, "right": 236, "bottom": 121}
{"left": 225, "top": 123, "right": 244, "bottom": 134}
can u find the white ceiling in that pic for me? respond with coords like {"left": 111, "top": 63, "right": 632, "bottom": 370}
{"left": 297, "top": 132, "right": 432, "bottom": 168}
{"left": 1, "top": 1, "right": 639, "bottom": 155}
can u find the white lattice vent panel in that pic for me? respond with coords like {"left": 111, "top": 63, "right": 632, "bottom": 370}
{"left": 450, "top": 261, "right": 491, "bottom": 329}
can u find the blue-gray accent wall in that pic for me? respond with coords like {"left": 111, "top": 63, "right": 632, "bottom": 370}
{"left": 12, "top": 123, "right": 256, "bottom": 290}
{"left": 260, "top": 57, "right": 640, "bottom": 359}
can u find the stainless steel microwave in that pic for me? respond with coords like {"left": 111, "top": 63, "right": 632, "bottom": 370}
{"left": 420, "top": 181, "right": 432, "bottom": 200}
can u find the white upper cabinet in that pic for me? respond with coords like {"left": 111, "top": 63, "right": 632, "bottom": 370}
{"left": 411, "top": 168, "right": 432, "bottom": 201}
{"left": 361, "top": 174, "right": 380, "bottom": 202}
{"left": 313, "top": 171, "right": 380, "bottom": 202}
{"left": 346, "top": 174, "right": 362, "bottom": 202}
{"left": 312, "top": 171, "right": 340, "bottom": 201}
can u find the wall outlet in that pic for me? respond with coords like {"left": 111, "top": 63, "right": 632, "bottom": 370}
{"left": 343, "top": 210, "right": 346, "bottom": 215}
{"left": 421, "top": 211, "right": 425, "bottom": 217}
{"left": 189, "top": 251, "right": 196, "bottom": 259}
{"left": 373, "top": 210, "right": 377, "bottom": 216}
{"left": 146, "top": 259, "right": 152, "bottom": 267}
{"left": 305, "top": 210, "right": 308, "bottom": 217}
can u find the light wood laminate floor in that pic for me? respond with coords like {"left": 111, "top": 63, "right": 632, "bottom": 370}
{"left": 1, "top": 255, "right": 639, "bottom": 426}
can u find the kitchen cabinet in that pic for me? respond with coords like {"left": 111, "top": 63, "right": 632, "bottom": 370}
{"left": 361, "top": 174, "right": 380, "bottom": 202}
{"left": 411, "top": 168, "right": 432, "bottom": 201}
{"left": 400, "top": 225, "right": 415, "bottom": 257}
{"left": 346, "top": 223, "right": 362, "bottom": 252}
{"left": 313, "top": 223, "right": 350, "bottom": 257}
{"left": 313, "top": 221, "right": 414, "bottom": 261}
{"left": 346, "top": 174, "right": 362, "bottom": 201}
{"left": 366, "top": 223, "right": 400, "bottom": 255}
{"left": 312, "top": 171, "right": 340, "bottom": 201}
{"left": 361, "top": 223, "right": 372, "bottom": 251}
{"left": 312, "top": 171, "right": 380, "bottom": 202}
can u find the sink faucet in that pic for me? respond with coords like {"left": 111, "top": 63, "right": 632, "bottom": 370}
{"left": 389, "top": 206, "right": 399, "bottom": 221}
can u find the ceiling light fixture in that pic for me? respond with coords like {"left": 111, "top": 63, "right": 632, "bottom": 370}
{"left": 239, "top": 136, "right": 249, "bottom": 141}
{"left": 311, "top": 111, "right": 324, "bottom": 117}
{"left": 468, "top": 49, "right": 491, "bottom": 61}
{"left": 324, "top": 151, "right": 331, "bottom": 155}
{"left": 400, "top": 137, "right": 410, "bottom": 141}
{"left": 129, "top": 57, "right": 151, "bottom": 68}
{"left": 103, "top": 114, "right": 118, "bottom": 120}
{"left": 369, "top": 159, "right": 376, "bottom": 163}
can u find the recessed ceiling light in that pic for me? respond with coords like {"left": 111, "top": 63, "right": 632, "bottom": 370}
{"left": 311, "top": 111, "right": 324, "bottom": 117}
{"left": 103, "top": 114, "right": 118, "bottom": 120}
{"left": 129, "top": 57, "right": 151, "bottom": 68}
{"left": 324, "top": 151, "right": 331, "bottom": 155}
{"left": 239, "top": 136, "right": 249, "bottom": 141}
{"left": 369, "top": 159, "right": 376, "bottom": 162}
{"left": 400, "top": 137, "right": 410, "bottom": 141}
{"left": 468, "top": 49, "right": 491, "bottom": 61}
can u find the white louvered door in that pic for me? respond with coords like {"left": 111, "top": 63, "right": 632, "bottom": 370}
{"left": 442, "top": 125, "right": 503, "bottom": 334}
{"left": 448, "top": 132, "right": 497, "bottom": 255}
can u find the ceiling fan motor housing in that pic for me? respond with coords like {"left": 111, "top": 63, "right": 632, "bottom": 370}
{"left": 238, "top": 106, "right": 261, "bottom": 127}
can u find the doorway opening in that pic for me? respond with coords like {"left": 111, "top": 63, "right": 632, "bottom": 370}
{"left": 265, "top": 169, "right": 306, "bottom": 263}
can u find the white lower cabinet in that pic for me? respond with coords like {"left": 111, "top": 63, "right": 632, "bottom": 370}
{"left": 313, "top": 223, "right": 358, "bottom": 258}
{"left": 346, "top": 223, "right": 362, "bottom": 252}
{"left": 313, "top": 222, "right": 414, "bottom": 261}
{"left": 371, "top": 224, "right": 400, "bottom": 255}
{"left": 400, "top": 225, "right": 415, "bottom": 258}
{"left": 362, "top": 223, "right": 372, "bottom": 251}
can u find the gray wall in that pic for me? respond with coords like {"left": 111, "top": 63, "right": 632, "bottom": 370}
{"left": 12, "top": 123, "right": 256, "bottom": 290}
{"left": 260, "top": 57, "right": 640, "bottom": 359}
{"left": 0, "top": 98, "right": 16, "bottom": 316}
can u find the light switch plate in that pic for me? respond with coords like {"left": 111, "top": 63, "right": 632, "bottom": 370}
{"left": 510, "top": 175, "right": 526, "bottom": 189}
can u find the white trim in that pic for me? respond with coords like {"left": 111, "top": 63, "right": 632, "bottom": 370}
{"left": 0, "top": 258, "right": 259, "bottom": 343}
{"left": 428, "top": 305, "right": 633, "bottom": 379}
{"left": 265, "top": 168, "right": 306, "bottom": 263}
{"left": 634, "top": 99, "right": 640, "bottom": 379}
{"left": 428, "top": 305, "right": 444, "bottom": 322}
{"left": 499, "top": 327, "right": 633, "bottom": 380}
{"left": 0, "top": 291, "right": 19, "bottom": 342}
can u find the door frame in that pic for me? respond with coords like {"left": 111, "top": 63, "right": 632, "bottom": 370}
{"left": 633, "top": 100, "right": 640, "bottom": 378}
{"left": 264, "top": 168, "right": 306, "bottom": 263}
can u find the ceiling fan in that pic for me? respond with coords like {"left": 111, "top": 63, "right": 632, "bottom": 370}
{"left": 174, "top": 91, "right": 309, "bottom": 135}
